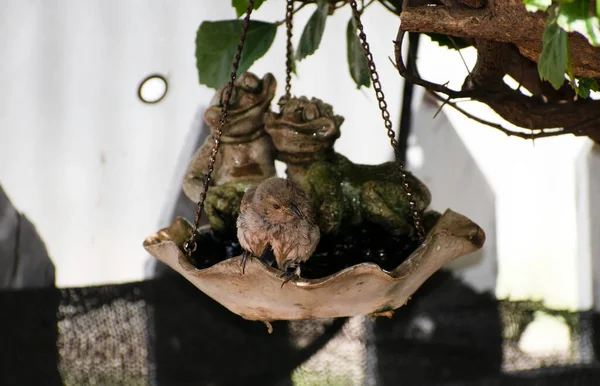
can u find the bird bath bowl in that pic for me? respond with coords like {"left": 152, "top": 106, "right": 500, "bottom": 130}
{"left": 143, "top": 209, "right": 484, "bottom": 322}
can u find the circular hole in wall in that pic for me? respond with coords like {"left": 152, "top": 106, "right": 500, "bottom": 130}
{"left": 138, "top": 74, "right": 168, "bottom": 104}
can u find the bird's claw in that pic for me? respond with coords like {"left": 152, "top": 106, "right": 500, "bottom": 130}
{"left": 240, "top": 250, "right": 252, "bottom": 275}
{"left": 280, "top": 265, "right": 301, "bottom": 288}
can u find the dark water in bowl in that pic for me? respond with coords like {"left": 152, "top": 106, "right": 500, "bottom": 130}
{"left": 190, "top": 223, "right": 421, "bottom": 279}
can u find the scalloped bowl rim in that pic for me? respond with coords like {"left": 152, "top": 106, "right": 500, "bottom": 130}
{"left": 143, "top": 208, "right": 485, "bottom": 320}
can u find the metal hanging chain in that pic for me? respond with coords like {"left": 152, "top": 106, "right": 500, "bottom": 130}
{"left": 183, "top": 0, "right": 256, "bottom": 255}
{"left": 283, "top": 0, "right": 294, "bottom": 100}
{"left": 349, "top": 0, "right": 426, "bottom": 242}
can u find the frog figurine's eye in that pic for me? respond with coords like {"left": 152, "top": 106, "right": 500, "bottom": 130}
{"left": 302, "top": 103, "right": 320, "bottom": 122}
{"left": 241, "top": 73, "right": 260, "bottom": 92}
{"left": 221, "top": 86, "right": 239, "bottom": 106}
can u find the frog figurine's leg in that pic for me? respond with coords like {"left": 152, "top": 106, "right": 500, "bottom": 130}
{"left": 205, "top": 183, "right": 247, "bottom": 232}
{"left": 305, "top": 162, "right": 347, "bottom": 234}
{"left": 360, "top": 180, "right": 430, "bottom": 237}
{"left": 182, "top": 135, "right": 218, "bottom": 203}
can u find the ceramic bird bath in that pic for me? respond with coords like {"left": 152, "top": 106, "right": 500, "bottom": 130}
{"left": 143, "top": 209, "right": 484, "bottom": 322}
{"left": 147, "top": 72, "right": 485, "bottom": 323}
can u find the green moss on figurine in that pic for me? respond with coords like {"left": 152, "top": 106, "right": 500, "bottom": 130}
{"left": 265, "top": 96, "right": 432, "bottom": 238}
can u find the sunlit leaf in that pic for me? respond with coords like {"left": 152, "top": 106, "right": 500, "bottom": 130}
{"left": 577, "top": 77, "right": 599, "bottom": 98}
{"left": 296, "top": 0, "right": 329, "bottom": 61}
{"left": 231, "top": 0, "right": 266, "bottom": 18}
{"left": 566, "top": 38, "right": 576, "bottom": 91}
{"left": 557, "top": 0, "right": 600, "bottom": 46}
{"left": 196, "top": 20, "right": 277, "bottom": 89}
{"left": 538, "top": 6, "right": 569, "bottom": 89}
{"left": 346, "top": 17, "right": 370, "bottom": 89}
{"left": 522, "top": 0, "right": 552, "bottom": 12}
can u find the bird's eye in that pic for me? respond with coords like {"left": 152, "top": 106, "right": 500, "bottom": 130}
{"left": 272, "top": 203, "right": 280, "bottom": 209}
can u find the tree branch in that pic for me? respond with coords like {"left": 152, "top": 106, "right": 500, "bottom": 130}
{"left": 425, "top": 91, "right": 568, "bottom": 139}
{"left": 394, "top": 29, "right": 472, "bottom": 98}
{"left": 400, "top": 0, "right": 600, "bottom": 78}
{"left": 394, "top": 24, "right": 600, "bottom": 140}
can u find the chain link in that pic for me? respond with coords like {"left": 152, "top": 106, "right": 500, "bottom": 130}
{"left": 283, "top": 0, "right": 294, "bottom": 100}
{"left": 349, "top": 0, "right": 426, "bottom": 242}
{"left": 183, "top": 0, "right": 256, "bottom": 255}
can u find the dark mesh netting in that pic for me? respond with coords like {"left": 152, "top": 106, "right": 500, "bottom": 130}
{"left": 2, "top": 270, "right": 600, "bottom": 385}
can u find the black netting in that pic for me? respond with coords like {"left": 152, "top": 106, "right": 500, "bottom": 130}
{"left": 2, "top": 271, "right": 600, "bottom": 385}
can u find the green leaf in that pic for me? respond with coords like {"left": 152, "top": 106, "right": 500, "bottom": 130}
{"left": 557, "top": 0, "right": 600, "bottom": 46}
{"left": 566, "top": 38, "right": 576, "bottom": 91}
{"left": 538, "top": 6, "right": 569, "bottom": 89}
{"left": 231, "top": 0, "right": 266, "bottom": 18}
{"left": 196, "top": 20, "right": 277, "bottom": 89}
{"left": 346, "top": 18, "right": 370, "bottom": 89}
{"left": 425, "top": 33, "right": 470, "bottom": 50}
{"left": 577, "top": 77, "right": 599, "bottom": 98}
{"left": 522, "top": 0, "right": 552, "bottom": 12}
{"left": 296, "top": 0, "right": 329, "bottom": 61}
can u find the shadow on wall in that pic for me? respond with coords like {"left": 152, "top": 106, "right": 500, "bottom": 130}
{"left": 0, "top": 185, "right": 55, "bottom": 290}
{"left": 0, "top": 187, "right": 60, "bottom": 385}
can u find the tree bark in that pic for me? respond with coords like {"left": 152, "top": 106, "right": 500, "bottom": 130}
{"left": 401, "top": 0, "right": 600, "bottom": 78}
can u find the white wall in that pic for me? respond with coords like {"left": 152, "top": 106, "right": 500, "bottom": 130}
{"left": 577, "top": 143, "right": 600, "bottom": 312}
{"left": 0, "top": 0, "right": 231, "bottom": 286}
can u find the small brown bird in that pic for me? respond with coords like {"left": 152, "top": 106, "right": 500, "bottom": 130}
{"left": 237, "top": 177, "right": 320, "bottom": 283}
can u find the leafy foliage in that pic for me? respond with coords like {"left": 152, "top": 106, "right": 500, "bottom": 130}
{"left": 296, "top": 0, "right": 329, "bottom": 61}
{"left": 566, "top": 39, "right": 576, "bottom": 89}
{"left": 522, "top": 0, "right": 552, "bottom": 12}
{"left": 231, "top": 0, "right": 266, "bottom": 18}
{"left": 377, "top": 0, "right": 471, "bottom": 50}
{"left": 346, "top": 17, "right": 370, "bottom": 89}
{"left": 195, "top": 20, "right": 277, "bottom": 89}
{"left": 556, "top": 0, "right": 600, "bottom": 46}
{"left": 538, "top": 6, "right": 569, "bottom": 89}
{"left": 524, "top": 0, "right": 600, "bottom": 92}
{"left": 194, "top": 0, "right": 599, "bottom": 97}
{"left": 577, "top": 77, "right": 600, "bottom": 98}
{"left": 425, "top": 33, "right": 470, "bottom": 50}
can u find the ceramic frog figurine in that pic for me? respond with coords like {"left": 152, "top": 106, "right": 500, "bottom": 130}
{"left": 183, "top": 72, "right": 277, "bottom": 232}
{"left": 265, "top": 96, "right": 432, "bottom": 238}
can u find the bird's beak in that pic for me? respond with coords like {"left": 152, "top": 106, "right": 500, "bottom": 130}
{"left": 290, "top": 204, "right": 303, "bottom": 219}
